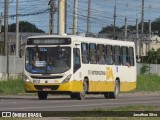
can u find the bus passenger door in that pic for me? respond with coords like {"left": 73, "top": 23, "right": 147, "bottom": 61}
{"left": 73, "top": 48, "right": 81, "bottom": 73}
{"left": 73, "top": 42, "right": 82, "bottom": 91}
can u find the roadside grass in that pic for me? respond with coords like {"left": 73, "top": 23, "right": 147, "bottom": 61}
{"left": 72, "top": 118, "right": 160, "bottom": 120}
{"left": 136, "top": 74, "right": 160, "bottom": 91}
{"left": 109, "top": 105, "right": 157, "bottom": 111}
{"left": 0, "top": 106, "right": 159, "bottom": 120}
{"left": 71, "top": 105, "right": 159, "bottom": 120}
{"left": 0, "top": 77, "right": 24, "bottom": 95}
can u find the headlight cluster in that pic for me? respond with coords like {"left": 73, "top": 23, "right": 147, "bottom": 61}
{"left": 61, "top": 74, "right": 72, "bottom": 83}
{"left": 23, "top": 75, "right": 30, "bottom": 82}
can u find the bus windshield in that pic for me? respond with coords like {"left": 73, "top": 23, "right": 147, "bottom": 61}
{"left": 25, "top": 46, "right": 71, "bottom": 74}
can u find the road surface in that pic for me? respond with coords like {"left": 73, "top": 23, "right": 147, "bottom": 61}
{"left": 0, "top": 92, "right": 159, "bottom": 111}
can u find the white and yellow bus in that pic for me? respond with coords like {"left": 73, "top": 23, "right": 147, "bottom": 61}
{"left": 23, "top": 35, "right": 136, "bottom": 100}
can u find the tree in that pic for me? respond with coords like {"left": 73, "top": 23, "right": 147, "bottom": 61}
{"left": 2, "top": 21, "right": 45, "bottom": 33}
{"left": 99, "top": 25, "right": 121, "bottom": 34}
{"left": 98, "top": 17, "right": 160, "bottom": 35}
{"left": 152, "top": 18, "right": 160, "bottom": 32}
{"left": 144, "top": 48, "right": 160, "bottom": 64}
{"left": 147, "top": 48, "right": 157, "bottom": 64}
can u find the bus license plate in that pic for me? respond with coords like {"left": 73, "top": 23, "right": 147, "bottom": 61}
{"left": 42, "top": 88, "right": 51, "bottom": 91}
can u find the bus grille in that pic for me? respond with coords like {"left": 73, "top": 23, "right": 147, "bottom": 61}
{"left": 34, "top": 85, "right": 59, "bottom": 91}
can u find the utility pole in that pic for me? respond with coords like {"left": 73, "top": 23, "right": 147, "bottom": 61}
{"left": 0, "top": 13, "right": 2, "bottom": 51}
{"left": 113, "top": 0, "right": 117, "bottom": 39}
{"left": 148, "top": 20, "right": 151, "bottom": 52}
{"left": 58, "top": 0, "right": 65, "bottom": 35}
{"left": 87, "top": 0, "right": 91, "bottom": 35}
{"left": 16, "top": 0, "right": 19, "bottom": 57}
{"left": 65, "top": 0, "right": 67, "bottom": 33}
{"left": 4, "top": 0, "right": 9, "bottom": 56}
{"left": 49, "top": 0, "right": 54, "bottom": 35}
{"left": 141, "top": 0, "right": 144, "bottom": 57}
{"left": 136, "top": 18, "right": 140, "bottom": 61}
{"left": 4, "top": 0, "right": 9, "bottom": 79}
{"left": 124, "top": 17, "right": 127, "bottom": 41}
{"left": 73, "top": 0, "right": 78, "bottom": 35}
{"left": 0, "top": 14, "right": 1, "bottom": 33}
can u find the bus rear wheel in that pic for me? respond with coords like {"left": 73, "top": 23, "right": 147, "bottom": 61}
{"left": 76, "top": 81, "right": 87, "bottom": 100}
{"left": 38, "top": 92, "right": 48, "bottom": 100}
{"left": 104, "top": 80, "right": 119, "bottom": 99}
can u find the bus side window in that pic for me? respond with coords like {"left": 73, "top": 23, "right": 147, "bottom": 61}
{"left": 81, "top": 43, "right": 89, "bottom": 64}
{"left": 89, "top": 43, "right": 97, "bottom": 64}
{"left": 106, "top": 45, "right": 113, "bottom": 65}
{"left": 128, "top": 47, "right": 134, "bottom": 66}
{"left": 121, "top": 47, "right": 129, "bottom": 66}
{"left": 73, "top": 48, "right": 81, "bottom": 73}
{"left": 97, "top": 44, "right": 105, "bottom": 64}
{"left": 114, "top": 46, "right": 121, "bottom": 65}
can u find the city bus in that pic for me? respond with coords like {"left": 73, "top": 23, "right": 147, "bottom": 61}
{"left": 23, "top": 35, "right": 136, "bottom": 100}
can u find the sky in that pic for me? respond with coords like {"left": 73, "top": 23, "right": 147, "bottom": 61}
{"left": 0, "top": 0, "right": 160, "bottom": 34}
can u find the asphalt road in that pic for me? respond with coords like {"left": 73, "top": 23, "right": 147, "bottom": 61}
{"left": 0, "top": 92, "right": 160, "bottom": 111}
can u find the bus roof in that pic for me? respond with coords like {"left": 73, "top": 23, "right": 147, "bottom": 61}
{"left": 27, "top": 35, "right": 135, "bottom": 47}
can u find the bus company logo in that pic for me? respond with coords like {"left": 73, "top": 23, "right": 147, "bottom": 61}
{"left": 106, "top": 67, "right": 114, "bottom": 80}
{"left": 2, "top": 112, "right": 11, "bottom": 117}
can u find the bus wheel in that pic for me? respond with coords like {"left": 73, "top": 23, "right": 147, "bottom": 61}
{"left": 70, "top": 93, "right": 77, "bottom": 99}
{"left": 38, "top": 92, "right": 48, "bottom": 100}
{"left": 76, "top": 81, "right": 87, "bottom": 100}
{"left": 109, "top": 80, "right": 120, "bottom": 99}
{"left": 104, "top": 92, "right": 110, "bottom": 99}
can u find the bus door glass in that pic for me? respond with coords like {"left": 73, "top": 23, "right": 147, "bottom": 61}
{"left": 73, "top": 48, "right": 81, "bottom": 73}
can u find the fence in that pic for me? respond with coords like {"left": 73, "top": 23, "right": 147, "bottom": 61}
{"left": 0, "top": 56, "right": 160, "bottom": 79}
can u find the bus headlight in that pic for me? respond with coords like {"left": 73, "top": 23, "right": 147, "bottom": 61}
{"left": 62, "top": 74, "right": 72, "bottom": 83}
{"left": 23, "top": 75, "right": 30, "bottom": 82}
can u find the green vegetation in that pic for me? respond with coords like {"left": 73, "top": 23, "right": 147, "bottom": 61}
{"left": 72, "top": 117, "right": 160, "bottom": 120}
{"left": 140, "top": 64, "right": 150, "bottom": 74}
{"left": 1, "top": 21, "right": 45, "bottom": 33}
{"left": 72, "top": 105, "right": 158, "bottom": 120}
{"left": 99, "top": 16, "right": 160, "bottom": 35}
{"left": 0, "top": 78, "right": 24, "bottom": 95}
{"left": 136, "top": 74, "right": 160, "bottom": 91}
{"left": 110, "top": 105, "right": 157, "bottom": 111}
{"left": 142, "top": 48, "right": 160, "bottom": 64}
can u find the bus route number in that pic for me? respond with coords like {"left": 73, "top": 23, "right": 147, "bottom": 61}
{"left": 33, "top": 79, "right": 40, "bottom": 83}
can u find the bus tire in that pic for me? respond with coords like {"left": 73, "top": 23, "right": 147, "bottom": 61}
{"left": 76, "top": 81, "right": 87, "bottom": 100}
{"left": 38, "top": 92, "right": 48, "bottom": 100}
{"left": 104, "top": 92, "right": 110, "bottom": 99}
{"left": 70, "top": 93, "right": 77, "bottom": 99}
{"left": 109, "top": 80, "right": 120, "bottom": 99}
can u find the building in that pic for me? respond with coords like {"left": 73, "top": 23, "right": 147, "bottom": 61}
{"left": 150, "top": 35, "right": 160, "bottom": 51}
{"left": 0, "top": 32, "right": 47, "bottom": 55}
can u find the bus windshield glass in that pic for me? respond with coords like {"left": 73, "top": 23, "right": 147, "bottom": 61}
{"left": 25, "top": 47, "right": 71, "bottom": 74}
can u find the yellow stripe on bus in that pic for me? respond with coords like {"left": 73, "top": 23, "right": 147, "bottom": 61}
{"left": 24, "top": 80, "right": 136, "bottom": 93}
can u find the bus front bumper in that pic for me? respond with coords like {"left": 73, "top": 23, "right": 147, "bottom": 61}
{"left": 24, "top": 80, "right": 83, "bottom": 93}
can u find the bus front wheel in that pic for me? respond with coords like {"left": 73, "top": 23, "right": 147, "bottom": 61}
{"left": 70, "top": 93, "right": 77, "bottom": 99}
{"left": 76, "top": 81, "right": 87, "bottom": 100}
{"left": 38, "top": 92, "right": 48, "bottom": 100}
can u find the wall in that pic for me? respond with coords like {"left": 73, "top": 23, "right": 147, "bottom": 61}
{"left": 0, "top": 56, "right": 24, "bottom": 79}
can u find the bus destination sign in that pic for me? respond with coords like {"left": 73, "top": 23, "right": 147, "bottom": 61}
{"left": 27, "top": 38, "right": 71, "bottom": 45}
